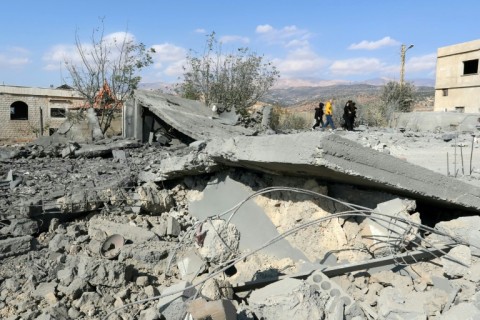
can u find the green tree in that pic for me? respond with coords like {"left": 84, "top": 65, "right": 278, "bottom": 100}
{"left": 65, "top": 20, "right": 155, "bottom": 134}
{"left": 381, "top": 81, "right": 415, "bottom": 120}
{"left": 178, "top": 32, "right": 280, "bottom": 115}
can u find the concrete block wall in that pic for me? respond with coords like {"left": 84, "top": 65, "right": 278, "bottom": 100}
{"left": 0, "top": 94, "right": 44, "bottom": 141}
{"left": 0, "top": 87, "right": 86, "bottom": 142}
{"left": 391, "top": 111, "right": 480, "bottom": 132}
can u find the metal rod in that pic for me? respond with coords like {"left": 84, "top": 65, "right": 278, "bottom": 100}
{"left": 460, "top": 145, "right": 464, "bottom": 175}
{"left": 231, "top": 245, "right": 455, "bottom": 292}
{"left": 470, "top": 135, "right": 475, "bottom": 175}
{"left": 454, "top": 136, "right": 457, "bottom": 177}
{"left": 39, "top": 106, "right": 44, "bottom": 136}
{"left": 447, "top": 152, "right": 449, "bottom": 176}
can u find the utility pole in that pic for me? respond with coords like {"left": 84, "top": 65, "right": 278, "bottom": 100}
{"left": 400, "top": 44, "right": 414, "bottom": 85}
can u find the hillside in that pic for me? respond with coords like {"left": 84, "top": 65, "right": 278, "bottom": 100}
{"left": 262, "top": 84, "right": 435, "bottom": 109}
{"left": 138, "top": 81, "right": 435, "bottom": 112}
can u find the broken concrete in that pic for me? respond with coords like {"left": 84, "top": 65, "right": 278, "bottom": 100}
{"left": 3, "top": 102, "right": 480, "bottom": 320}
{"left": 359, "top": 198, "right": 421, "bottom": 257}
{"left": 88, "top": 218, "right": 158, "bottom": 244}
{"left": 0, "top": 235, "right": 32, "bottom": 258}
{"left": 189, "top": 174, "right": 308, "bottom": 261}
{"left": 205, "top": 132, "right": 480, "bottom": 211}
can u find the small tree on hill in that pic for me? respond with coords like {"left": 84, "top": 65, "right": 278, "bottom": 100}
{"left": 65, "top": 21, "right": 154, "bottom": 134}
{"left": 177, "top": 32, "right": 280, "bottom": 116}
{"left": 381, "top": 81, "right": 415, "bottom": 121}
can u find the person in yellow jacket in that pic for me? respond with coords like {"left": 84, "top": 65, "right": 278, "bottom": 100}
{"left": 323, "top": 99, "right": 336, "bottom": 130}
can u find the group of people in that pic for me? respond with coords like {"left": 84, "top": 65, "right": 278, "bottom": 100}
{"left": 311, "top": 99, "right": 357, "bottom": 131}
{"left": 312, "top": 99, "right": 335, "bottom": 130}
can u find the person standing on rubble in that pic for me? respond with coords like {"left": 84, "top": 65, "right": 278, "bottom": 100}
{"left": 342, "top": 100, "right": 352, "bottom": 130}
{"left": 349, "top": 101, "right": 357, "bottom": 131}
{"left": 323, "top": 99, "right": 336, "bottom": 130}
{"left": 311, "top": 102, "right": 325, "bottom": 130}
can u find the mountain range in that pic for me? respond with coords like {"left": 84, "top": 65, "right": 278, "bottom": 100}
{"left": 138, "top": 78, "right": 435, "bottom": 108}
{"left": 271, "top": 77, "right": 435, "bottom": 88}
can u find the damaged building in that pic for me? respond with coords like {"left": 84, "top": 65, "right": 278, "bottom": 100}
{"left": 1, "top": 90, "right": 480, "bottom": 319}
{"left": 0, "top": 85, "right": 85, "bottom": 142}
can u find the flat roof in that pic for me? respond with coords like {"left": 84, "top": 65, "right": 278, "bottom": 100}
{"left": 0, "top": 85, "right": 83, "bottom": 99}
{"left": 438, "top": 39, "right": 480, "bottom": 57}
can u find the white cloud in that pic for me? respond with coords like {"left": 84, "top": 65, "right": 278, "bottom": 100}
{"left": 43, "top": 44, "right": 81, "bottom": 71}
{"left": 195, "top": 28, "right": 206, "bottom": 34}
{"left": 219, "top": 35, "right": 250, "bottom": 44}
{"left": 150, "top": 43, "right": 187, "bottom": 80}
{"left": 348, "top": 36, "right": 400, "bottom": 50}
{"left": 330, "top": 58, "right": 389, "bottom": 76}
{"left": 0, "top": 55, "right": 30, "bottom": 68}
{"left": 151, "top": 43, "right": 186, "bottom": 63}
{"left": 406, "top": 53, "right": 436, "bottom": 72}
{"left": 256, "top": 24, "right": 273, "bottom": 33}
{"left": 163, "top": 59, "right": 186, "bottom": 77}
{"left": 285, "top": 39, "right": 309, "bottom": 48}
{"left": 43, "top": 32, "right": 144, "bottom": 72}
{"left": 103, "top": 32, "right": 136, "bottom": 46}
{"left": 0, "top": 47, "right": 31, "bottom": 68}
{"left": 273, "top": 47, "right": 328, "bottom": 77}
{"left": 255, "top": 24, "right": 311, "bottom": 47}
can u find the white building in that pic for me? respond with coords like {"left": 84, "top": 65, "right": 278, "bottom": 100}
{"left": 435, "top": 39, "right": 480, "bottom": 113}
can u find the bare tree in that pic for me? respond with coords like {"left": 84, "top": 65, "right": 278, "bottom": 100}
{"left": 177, "top": 32, "right": 280, "bottom": 116}
{"left": 65, "top": 21, "right": 154, "bottom": 133}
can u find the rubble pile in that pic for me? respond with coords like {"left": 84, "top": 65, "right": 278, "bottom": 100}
{"left": 2, "top": 96, "right": 480, "bottom": 319}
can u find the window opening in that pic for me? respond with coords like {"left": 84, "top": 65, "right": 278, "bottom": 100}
{"left": 463, "top": 59, "right": 478, "bottom": 75}
{"left": 50, "top": 108, "right": 66, "bottom": 118}
{"left": 10, "top": 101, "right": 29, "bottom": 120}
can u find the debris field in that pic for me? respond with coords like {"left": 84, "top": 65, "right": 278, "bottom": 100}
{"left": 2, "top": 91, "right": 480, "bottom": 320}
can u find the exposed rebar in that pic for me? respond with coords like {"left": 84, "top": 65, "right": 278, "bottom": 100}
{"left": 99, "top": 186, "right": 475, "bottom": 319}
{"left": 470, "top": 135, "right": 475, "bottom": 175}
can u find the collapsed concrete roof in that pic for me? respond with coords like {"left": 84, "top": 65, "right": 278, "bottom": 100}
{"left": 128, "top": 90, "right": 255, "bottom": 141}
{"left": 202, "top": 132, "right": 480, "bottom": 211}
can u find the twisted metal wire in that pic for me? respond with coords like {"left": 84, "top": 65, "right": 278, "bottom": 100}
{"left": 103, "top": 186, "right": 472, "bottom": 319}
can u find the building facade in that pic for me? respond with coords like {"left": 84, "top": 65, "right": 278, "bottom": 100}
{"left": 0, "top": 85, "right": 85, "bottom": 142}
{"left": 434, "top": 39, "right": 480, "bottom": 113}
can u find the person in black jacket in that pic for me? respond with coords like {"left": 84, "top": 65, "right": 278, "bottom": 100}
{"left": 348, "top": 102, "right": 357, "bottom": 131}
{"left": 343, "top": 100, "right": 352, "bottom": 130}
{"left": 312, "top": 102, "right": 325, "bottom": 130}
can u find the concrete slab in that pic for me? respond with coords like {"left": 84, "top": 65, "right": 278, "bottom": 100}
{"left": 128, "top": 90, "right": 254, "bottom": 141}
{"left": 189, "top": 175, "right": 308, "bottom": 262}
{"left": 205, "top": 132, "right": 480, "bottom": 211}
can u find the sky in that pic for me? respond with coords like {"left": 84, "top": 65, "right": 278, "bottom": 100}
{"left": 1, "top": 0, "right": 479, "bottom": 88}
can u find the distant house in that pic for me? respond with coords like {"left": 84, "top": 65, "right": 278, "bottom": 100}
{"left": 434, "top": 39, "right": 480, "bottom": 113}
{"left": 0, "top": 85, "right": 85, "bottom": 142}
